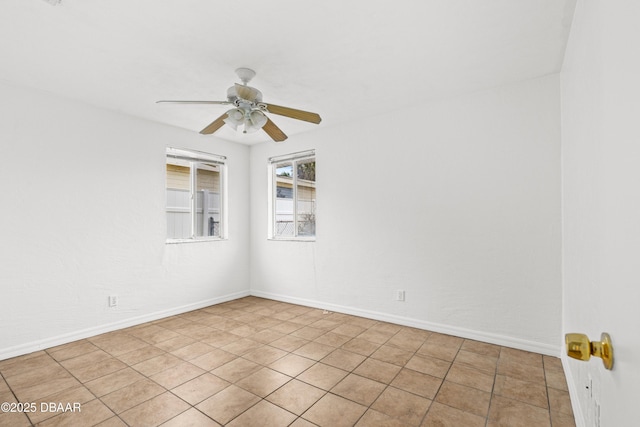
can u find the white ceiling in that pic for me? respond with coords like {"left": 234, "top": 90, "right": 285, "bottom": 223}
{"left": 0, "top": 0, "right": 576, "bottom": 145}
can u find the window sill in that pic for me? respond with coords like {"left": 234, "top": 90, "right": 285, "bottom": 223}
{"left": 268, "top": 237, "right": 316, "bottom": 242}
{"left": 166, "top": 238, "right": 226, "bottom": 244}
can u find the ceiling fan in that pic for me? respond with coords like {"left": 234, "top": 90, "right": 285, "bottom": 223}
{"left": 157, "top": 68, "right": 321, "bottom": 142}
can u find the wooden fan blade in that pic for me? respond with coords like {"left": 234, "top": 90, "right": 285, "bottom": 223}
{"left": 156, "top": 100, "right": 231, "bottom": 105}
{"left": 234, "top": 84, "right": 260, "bottom": 102}
{"left": 263, "top": 103, "right": 321, "bottom": 124}
{"left": 200, "top": 113, "right": 228, "bottom": 135}
{"left": 262, "top": 118, "right": 288, "bottom": 142}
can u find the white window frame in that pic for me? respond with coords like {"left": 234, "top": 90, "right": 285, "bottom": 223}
{"left": 268, "top": 149, "right": 316, "bottom": 241}
{"left": 166, "top": 147, "right": 227, "bottom": 243}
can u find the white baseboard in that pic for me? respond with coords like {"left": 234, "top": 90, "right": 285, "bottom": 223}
{"left": 251, "top": 290, "right": 562, "bottom": 357}
{"left": 1, "top": 289, "right": 562, "bottom": 362}
{"left": 0, "top": 290, "right": 250, "bottom": 361}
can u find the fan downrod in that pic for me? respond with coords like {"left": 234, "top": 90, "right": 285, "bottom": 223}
{"left": 235, "top": 68, "right": 256, "bottom": 85}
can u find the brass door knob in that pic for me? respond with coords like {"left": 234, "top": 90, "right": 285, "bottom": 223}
{"left": 565, "top": 332, "right": 614, "bottom": 370}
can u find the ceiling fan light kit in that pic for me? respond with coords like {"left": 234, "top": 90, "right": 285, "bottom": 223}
{"left": 157, "top": 68, "right": 321, "bottom": 142}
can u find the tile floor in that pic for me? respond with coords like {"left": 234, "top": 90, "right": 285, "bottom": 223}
{"left": 0, "top": 297, "right": 576, "bottom": 426}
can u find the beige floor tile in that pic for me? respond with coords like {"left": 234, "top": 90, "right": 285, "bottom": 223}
{"left": 417, "top": 342, "right": 460, "bottom": 362}
{"left": 8, "top": 367, "right": 80, "bottom": 402}
{"left": 331, "top": 374, "right": 386, "bottom": 406}
{"left": 0, "top": 351, "right": 47, "bottom": 372}
{"left": 390, "top": 368, "right": 442, "bottom": 399}
{"left": 0, "top": 297, "right": 577, "bottom": 427}
{"left": 220, "top": 338, "right": 263, "bottom": 356}
{"left": 499, "top": 347, "right": 543, "bottom": 368}
{"left": 341, "top": 337, "right": 381, "bottom": 356}
{"left": 321, "top": 348, "right": 366, "bottom": 372}
{"left": 357, "top": 328, "right": 395, "bottom": 345}
{"left": 171, "top": 373, "right": 230, "bottom": 405}
{"left": 425, "top": 333, "right": 464, "bottom": 349}
{"left": 406, "top": 354, "right": 451, "bottom": 378}
{"left": 290, "top": 417, "right": 318, "bottom": 427}
{"left": 331, "top": 323, "right": 367, "bottom": 338}
{"left": 548, "top": 387, "right": 574, "bottom": 416}
{"left": 84, "top": 367, "right": 144, "bottom": 397}
{"left": 493, "top": 374, "right": 548, "bottom": 408}
{"left": 353, "top": 357, "right": 401, "bottom": 384}
{"left": 161, "top": 407, "right": 221, "bottom": 426}
{"left": 120, "top": 392, "right": 190, "bottom": 427}
{"left": 150, "top": 362, "right": 205, "bottom": 389}
{"left": 488, "top": 395, "right": 551, "bottom": 427}
{"left": 303, "top": 393, "right": 367, "bottom": 427}
{"left": 545, "top": 368, "right": 570, "bottom": 391}
{"left": 421, "top": 401, "right": 486, "bottom": 427}
{"left": 235, "top": 367, "right": 291, "bottom": 397}
{"left": 189, "top": 348, "right": 236, "bottom": 371}
{"left": 248, "top": 329, "right": 286, "bottom": 344}
{"left": 270, "top": 335, "right": 309, "bottom": 352}
{"left": 297, "top": 362, "right": 348, "bottom": 390}
{"left": 242, "top": 345, "right": 288, "bottom": 366}
{"left": 385, "top": 329, "right": 428, "bottom": 352}
{"left": 59, "top": 350, "right": 111, "bottom": 372}
{"left": 101, "top": 378, "right": 165, "bottom": 414}
{"left": 38, "top": 399, "right": 114, "bottom": 427}
{"left": 115, "top": 345, "right": 165, "bottom": 365}
{"left": 454, "top": 350, "right": 498, "bottom": 375}
{"left": 266, "top": 379, "right": 325, "bottom": 415}
{"left": 132, "top": 353, "right": 183, "bottom": 377}
{"left": 268, "top": 354, "right": 316, "bottom": 377}
{"left": 211, "top": 358, "right": 261, "bottom": 383}
{"left": 27, "top": 385, "right": 95, "bottom": 424}
{"left": 355, "top": 409, "right": 408, "bottom": 427}
{"left": 543, "top": 355, "right": 564, "bottom": 372}
{"left": 69, "top": 358, "right": 128, "bottom": 383}
{"left": 461, "top": 339, "right": 502, "bottom": 358}
{"left": 371, "top": 386, "right": 431, "bottom": 426}
{"left": 309, "top": 318, "right": 342, "bottom": 331}
{"left": 293, "top": 342, "right": 335, "bottom": 360}
{"left": 0, "top": 410, "right": 32, "bottom": 427}
{"left": 154, "top": 335, "right": 196, "bottom": 352}
{"left": 90, "top": 333, "right": 149, "bottom": 356}
{"left": 445, "top": 363, "right": 495, "bottom": 392}
{"left": 551, "top": 410, "right": 577, "bottom": 427}
{"left": 200, "top": 330, "right": 244, "bottom": 347}
{"left": 196, "top": 385, "right": 261, "bottom": 425}
{"left": 170, "top": 341, "right": 216, "bottom": 361}
{"left": 47, "top": 340, "right": 100, "bottom": 362}
{"left": 94, "top": 416, "right": 128, "bottom": 427}
{"left": 227, "top": 400, "right": 297, "bottom": 427}
{"left": 269, "top": 321, "right": 304, "bottom": 334}
{"left": 314, "top": 331, "right": 352, "bottom": 347}
{"left": 291, "top": 326, "right": 326, "bottom": 340}
{"left": 496, "top": 358, "right": 546, "bottom": 383}
{"left": 370, "top": 344, "right": 415, "bottom": 366}
{"left": 435, "top": 381, "right": 491, "bottom": 417}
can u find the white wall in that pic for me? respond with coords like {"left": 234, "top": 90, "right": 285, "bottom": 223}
{"left": 250, "top": 75, "right": 562, "bottom": 355}
{"left": 561, "top": 1, "right": 640, "bottom": 426}
{"left": 0, "top": 81, "right": 250, "bottom": 359}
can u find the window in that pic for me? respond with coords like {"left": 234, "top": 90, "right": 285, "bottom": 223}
{"left": 166, "top": 147, "right": 226, "bottom": 241}
{"left": 269, "top": 150, "right": 316, "bottom": 239}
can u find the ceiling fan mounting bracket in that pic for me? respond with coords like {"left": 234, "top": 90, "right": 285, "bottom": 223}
{"left": 235, "top": 67, "right": 256, "bottom": 85}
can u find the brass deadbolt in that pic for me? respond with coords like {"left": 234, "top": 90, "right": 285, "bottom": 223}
{"left": 565, "top": 332, "right": 614, "bottom": 370}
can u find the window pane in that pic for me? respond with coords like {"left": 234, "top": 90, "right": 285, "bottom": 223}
{"left": 296, "top": 160, "right": 316, "bottom": 236}
{"left": 195, "top": 163, "right": 221, "bottom": 237}
{"left": 275, "top": 162, "right": 294, "bottom": 236}
{"left": 166, "top": 160, "right": 191, "bottom": 239}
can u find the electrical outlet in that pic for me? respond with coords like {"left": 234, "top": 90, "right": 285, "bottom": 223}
{"left": 108, "top": 295, "right": 118, "bottom": 307}
{"left": 395, "top": 290, "right": 405, "bottom": 301}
